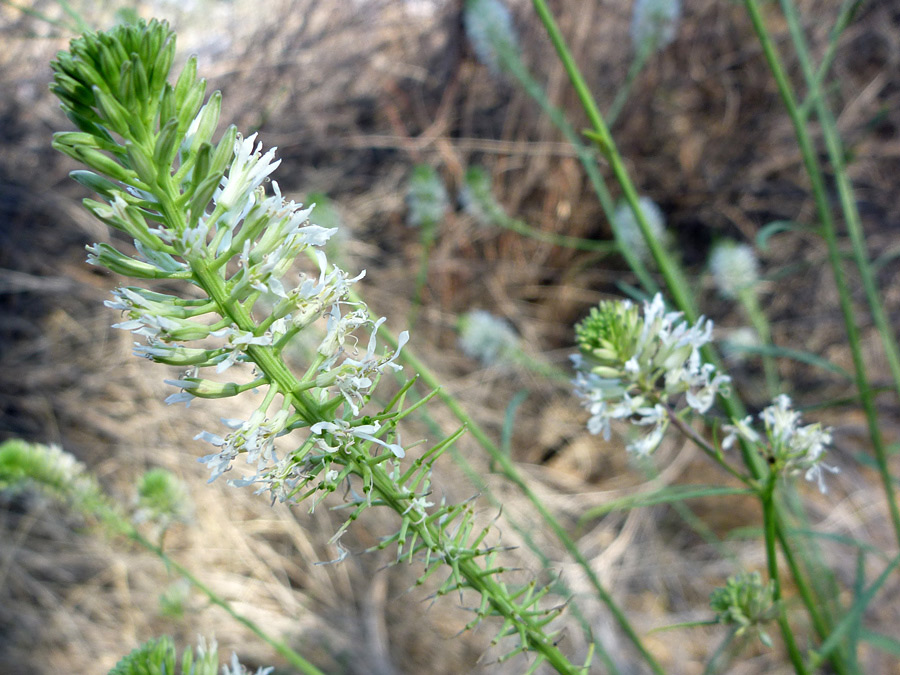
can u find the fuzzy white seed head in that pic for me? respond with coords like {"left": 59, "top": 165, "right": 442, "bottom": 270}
{"left": 631, "top": 0, "right": 681, "bottom": 55}
{"left": 710, "top": 241, "right": 760, "bottom": 299}
{"left": 613, "top": 197, "right": 668, "bottom": 263}
{"left": 464, "top": 0, "right": 520, "bottom": 75}
{"left": 459, "top": 309, "right": 520, "bottom": 366}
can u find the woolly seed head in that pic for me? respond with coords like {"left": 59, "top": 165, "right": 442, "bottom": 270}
{"left": 464, "top": 0, "right": 520, "bottom": 75}
{"left": 631, "top": 0, "right": 681, "bottom": 55}
{"left": 406, "top": 164, "right": 448, "bottom": 227}
{"left": 612, "top": 197, "right": 668, "bottom": 263}
{"left": 710, "top": 240, "right": 759, "bottom": 299}
{"left": 458, "top": 309, "right": 520, "bottom": 366}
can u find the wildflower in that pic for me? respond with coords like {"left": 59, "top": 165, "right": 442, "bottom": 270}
{"left": 631, "top": 0, "right": 681, "bottom": 56}
{"left": 572, "top": 294, "right": 730, "bottom": 455}
{"left": 611, "top": 197, "right": 669, "bottom": 263}
{"left": 458, "top": 309, "right": 520, "bottom": 366}
{"left": 406, "top": 165, "right": 448, "bottom": 228}
{"left": 722, "top": 394, "right": 838, "bottom": 492}
{"left": 310, "top": 419, "right": 406, "bottom": 459}
{"left": 215, "top": 132, "right": 280, "bottom": 213}
{"left": 464, "top": 0, "right": 520, "bottom": 75}
{"left": 709, "top": 241, "right": 759, "bottom": 299}
{"left": 710, "top": 571, "right": 777, "bottom": 647}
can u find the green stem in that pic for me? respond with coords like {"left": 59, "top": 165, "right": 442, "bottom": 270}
{"left": 762, "top": 479, "right": 810, "bottom": 674}
{"left": 495, "top": 209, "right": 618, "bottom": 254}
{"left": 744, "top": 0, "right": 900, "bottom": 548}
{"left": 738, "top": 287, "right": 781, "bottom": 398}
{"left": 529, "top": 0, "right": 696, "bottom": 321}
{"left": 499, "top": 49, "right": 660, "bottom": 293}
{"left": 775, "top": 0, "right": 900, "bottom": 546}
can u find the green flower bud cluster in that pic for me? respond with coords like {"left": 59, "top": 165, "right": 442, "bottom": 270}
{"left": 572, "top": 294, "right": 730, "bottom": 454}
{"left": 709, "top": 571, "right": 777, "bottom": 647}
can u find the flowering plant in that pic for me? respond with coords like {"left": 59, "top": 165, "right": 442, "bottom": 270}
{"left": 48, "top": 19, "right": 588, "bottom": 674}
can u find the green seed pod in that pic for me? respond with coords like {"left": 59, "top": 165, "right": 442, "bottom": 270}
{"left": 70, "top": 146, "right": 135, "bottom": 184}
{"left": 177, "top": 77, "right": 207, "bottom": 136}
{"left": 190, "top": 142, "right": 213, "bottom": 191}
{"left": 130, "top": 53, "right": 150, "bottom": 110}
{"left": 87, "top": 243, "right": 176, "bottom": 279}
{"left": 174, "top": 55, "right": 197, "bottom": 108}
{"left": 208, "top": 125, "right": 237, "bottom": 175}
{"left": 69, "top": 170, "right": 122, "bottom": 200}
{"left": 125, "top": 141, "right": 157, "bottom": 187}
{"left": 190, "top": 91, "right": 222, "bottom": 153}
{"left": 92, "top": 85, "right": 130, "bottom": 136}
{"left": 153, "top": 117, "right": 180, "bottom": 175}
{"left": 158, "top": 85, "right": 176, "bottom": 130}
{"left": 150, "top": 33, "right": 176, "bottom": 96}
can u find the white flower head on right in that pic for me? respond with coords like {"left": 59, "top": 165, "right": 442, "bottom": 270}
{"left": 572, "top": 294, "right": 730, "bottom": 455}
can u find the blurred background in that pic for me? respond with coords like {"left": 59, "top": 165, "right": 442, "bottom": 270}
{"left": 1, "top": 0, "right": 899, "bottom": 673}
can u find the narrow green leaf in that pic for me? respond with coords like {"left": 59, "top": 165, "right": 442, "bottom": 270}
{"left": 579, "top": 485, "right": 754, "bottom": 526}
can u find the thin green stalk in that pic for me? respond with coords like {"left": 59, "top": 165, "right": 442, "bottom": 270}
{"left": 529, "top": 0, "right": 696, "bottom": 322}
{"left": 782, "top": 0, "right": 900, "bottom": 401}
{"left": 494, "top": 208, "right": 618, "bottom": 254}
{"left": 606, "top": 45, "right": 652, "bottom": 128}
{"left": 762, "top": 479, "right": 810, "bottom": 674}
{"left": 744, "top": 0, "right": 900, "bottom": 547}
{"left": 408, "top": 218, "right": 438, "bottom": 328}
{"left": 499, "top": 51, "right": 660, "bottom": 293}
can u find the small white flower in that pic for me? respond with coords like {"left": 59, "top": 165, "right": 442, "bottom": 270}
{"left": 216, "top": 132, "right": 280, "bottom": 212}
{"left": 311, "top": 419, "right": 406, "bottom": 459}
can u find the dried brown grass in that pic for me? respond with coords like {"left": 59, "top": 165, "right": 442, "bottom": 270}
{"left": 2, "top": 0, "right": 899, "bottom": 673}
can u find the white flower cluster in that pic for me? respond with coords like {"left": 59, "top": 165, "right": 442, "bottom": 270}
{"left": 573, "top": 294, "right": 730, "bottom": 455}
{"left": 104, "top": 129, "right": 409, "bottom": 492}
{"left": 723, "top": 394, "right": 837, "bottom": 492}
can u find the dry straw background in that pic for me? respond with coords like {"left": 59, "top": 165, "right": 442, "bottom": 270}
{"left": 1, "top": 0, "right": 900, "bottom": 673}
